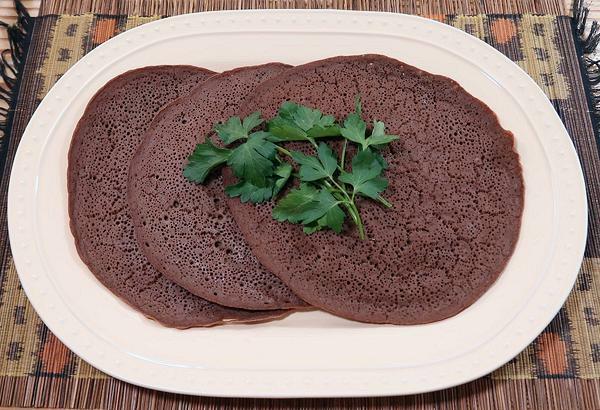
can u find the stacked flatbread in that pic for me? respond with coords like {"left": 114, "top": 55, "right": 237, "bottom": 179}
{"left": 68, "top": 55, "right": 523, "bottom": 327}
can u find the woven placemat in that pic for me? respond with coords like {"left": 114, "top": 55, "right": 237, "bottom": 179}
{"left": 0, "top": 0, "right": 599, "bottom": 408}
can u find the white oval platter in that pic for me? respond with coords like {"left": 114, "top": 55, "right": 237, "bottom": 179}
{"left": 7, "top": 10, "right": 587, "bottom": 397}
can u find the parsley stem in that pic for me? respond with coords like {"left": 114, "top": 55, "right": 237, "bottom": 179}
{"left": 328, "top": 178, "right": 349, "bottom": 200}
{"left": 328, "top": 190, "right": 346, "bottom": 203}
{"left": 322, "top": 180, "right": 365, "bottom": 240}
{"left": 377, "top": 195, "right": 393, "bottom": 208}
{"left": 344, "top": 201, "right": 365, "bottom": 240}
{"left": 276, "top": 146, "right": 292, "bottom": 157}
{"left": 340, "top": 140, "right": 347, "bottom": 170}
{"left": 326, "top": 189, "right": 354, "bottom": 222}
{"left": 323, "top": 180, "right": 348, "bottom": 201}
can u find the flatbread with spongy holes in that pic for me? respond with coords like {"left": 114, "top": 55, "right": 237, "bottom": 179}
{"left": 223, "top": 55, "right": 524, "bottom": 325}
{"left": 68, "top": 66, "right": 289, "bottom": 328}
{"left": 128, "top": 64, "right": 308, "bottom": 310}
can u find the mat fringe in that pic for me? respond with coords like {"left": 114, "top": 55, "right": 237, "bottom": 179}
{"left": 0, "top": 0, "right": 31, "bottom": 147}
{"left": 574, "top": 0, "right": 600, "bottom": 151}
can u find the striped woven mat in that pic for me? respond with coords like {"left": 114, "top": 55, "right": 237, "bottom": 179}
{"left": 0, "top": 0, "right": 599, "bottom": 408}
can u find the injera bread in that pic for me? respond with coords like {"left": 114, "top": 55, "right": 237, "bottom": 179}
{"left": 223, "top": 55, "right": 525, "bottom": 325}
{"left": 68, "top": 66, "right": 288, "bottom": 328}
{"left": 128, "top": 64, "right": 308, "bottom": 310}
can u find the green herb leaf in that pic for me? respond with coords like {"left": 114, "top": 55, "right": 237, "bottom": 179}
{"left": 303, "top": 205, "right": 345, "bottom": 234}
{"left": 338, "top": 148, "right": 388, "bottom": 199}
{"left": 340, "top": 112, "right": 368, "bottom": 148}
{"left": 277, "top": 101, "right": 298, "bottom": 119}
{"left": 290, "top": 152, "right": 324, "bottom": 181}
{"left": 215, "top": 112, "right": 263, "bottom": 145}
{"left": 317, "top": 142, "right": 338, "bottom": 176}
{"left": 273, "top": 162, "right": 293, "bottom": 196}
{"left": 373, "top": 150, "right": 389, "bottom": 169}
{"left": 352, "top": 176, "right": 388, "bottom": 200}
{"left": 306, "top": 124, "right": 341, "bottom": 138}
{"left": 227, "top": 131, "right": 277, "bottom": 186}
{"left": 293, "top": 105, "right": 323, "bottom": 131}
{"left": 273, "top": 183, "right": 321, "bottom": 223}
{"left": 268, "top": 102, "right": 340, "bottom": 141}
{"left": 183, "top": 140, "right": 231, "bottom": 183}
{"left": 302, "top": 222, "right": 321, "bottom": 234}
{"left": 290, "top": 143, "right": 337, "bottom": 182}
{"left": 267, "top": 116, "right": 307, "bottom": 142}
{"left": 214, "top": 117, "right": 245, "bottom": 145}
{"left": 225, "top": 163, "right": 292, "bottom": 204}
{"left": 354, "top": 95, "right": 362, "bottom": 115}
{"left": 366, "top": 121, "right": 399, "bottom": 147}
{"left": 242, "top": 112, "right": 264, "bottom": 133}
{"left": 339, "top": 101, "right": 398, "bottom": 151}
{"left": 273, "top": 184, "right": 342, "bottom": 227}
{"left": 225, "top": 180, "right": 274, "bottom": 203}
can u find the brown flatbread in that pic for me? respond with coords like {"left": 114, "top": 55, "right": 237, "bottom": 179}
{"left": 128, "top": 64, "right": 308, "bottom": 310}
{"left": 68, "top": 66, "right": 288, "bottom": 328}
{"left": 223, "top": 55, "right": 524, "bottom": 324}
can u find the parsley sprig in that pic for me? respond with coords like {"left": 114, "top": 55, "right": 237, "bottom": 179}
{"left": 183, "top": 99, "right": 398, "bottom": 239}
